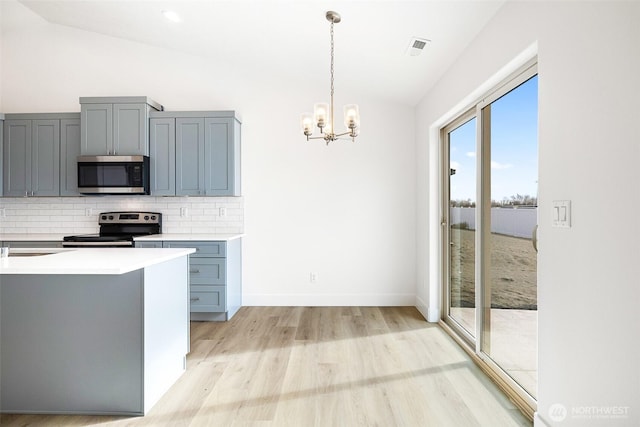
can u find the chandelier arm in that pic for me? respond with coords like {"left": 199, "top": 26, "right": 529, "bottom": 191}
{"left": 333, "top": 131, "right": 353, "bottom": 137}
{"left": 307, "top": 135, "right": 328, "bottom": 141}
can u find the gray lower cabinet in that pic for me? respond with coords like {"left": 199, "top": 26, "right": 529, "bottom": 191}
{"left": 135, "top": 242, "right": 163, "bottom": 248}
{"left": 2, "top": 241, "right": 63, "bottom": 248}
{"left": 80, "top": 97, "right": 162, "bottom": 156}
{"left": 136, "top": 239, "right": 242, "bottom": 321}
{"left": 149, "top": 111, "right": 241, "bottom": 196}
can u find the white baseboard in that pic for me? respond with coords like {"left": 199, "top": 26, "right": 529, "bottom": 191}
{"left": 534, "top": 412, "right": 550, "bottom": 427}
{"left": 415, "top": 295, "right": 440, "bottom": 322}
{"left": 242, "top": 293, "right": 415, "bottom": 307}
{"left": 414, "top": 295, "right": 429, "bottom": 321}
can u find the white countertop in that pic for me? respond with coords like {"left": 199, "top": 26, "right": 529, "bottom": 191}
{"left": 0, "top": 247, "right": 195, "bottom": 275}
{"left": 134, "top": 233, "right": 244, "bottom": 242}
{"left": 0, "top": 233, "right": 244, "bottom": 242}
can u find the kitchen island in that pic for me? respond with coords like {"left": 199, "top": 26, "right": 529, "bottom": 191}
{"left": 0, "top": 247, "right": 195, "bottom": 416}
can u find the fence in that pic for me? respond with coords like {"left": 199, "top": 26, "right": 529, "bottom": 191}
{"left": 450, "top": 207, "right": 537, "bottom": 239}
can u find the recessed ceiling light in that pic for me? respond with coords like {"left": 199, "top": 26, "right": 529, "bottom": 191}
{"left": 162, "top": 10, "right": 182, "bottom": 23}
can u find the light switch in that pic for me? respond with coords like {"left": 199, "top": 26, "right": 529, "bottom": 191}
{"left": 553, "top": 200, "right": 571, "bottom": 228}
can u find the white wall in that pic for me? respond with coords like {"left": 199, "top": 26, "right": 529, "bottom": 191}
{"left": 416, "top": 1, "right": 640, "bottom": 426}
{"left": 0, "top": 1, "right": 416, "bottom": 306}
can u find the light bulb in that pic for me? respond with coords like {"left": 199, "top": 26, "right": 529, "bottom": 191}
{"left": 301, "top": 113, "right": 314, "bottom": 135}
{"left": 314, "top": 103, "right": 329, "bottom": 128}
{"left": 343, "top": 104, "right": 360, "bottom": 129}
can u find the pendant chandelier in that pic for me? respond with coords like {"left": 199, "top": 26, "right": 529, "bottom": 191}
{"left": 301, "top": 11, "right": 360, "bottom": 144}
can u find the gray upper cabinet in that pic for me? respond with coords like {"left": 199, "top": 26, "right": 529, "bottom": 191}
{"left": 0, "top": 115, "right": 4, "bottom": 195}
{"left": 205, "top": 118, "right": 240, "bottom": 196}
{"left": 80, "top": 97, "right": 162, "bottom": 156}
{"left": 2, "top": 113, "right": 80, "bottom": 197}
{"left": 149, "top": 117, "right": 176, "bottom": 196}
{"left": 149, "top": 111, "right": 241, "bottom": 197}
{"left": 60, "top": 118, "right": 81, "bottom": 196}
{"left": 3, "top": 118, "right": 60, "bottom": 197}
{"left": 3, "top": 120, "right": 32, "bottom": 196}
{"left": 176, "top": 117, "right": 206, "bottom": 196}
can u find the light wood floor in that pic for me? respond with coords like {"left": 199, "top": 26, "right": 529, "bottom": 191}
{"left": 1, "top": 307, "right": 531, "bottom": 426}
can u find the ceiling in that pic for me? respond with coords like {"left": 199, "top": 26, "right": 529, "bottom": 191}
{"left": 17, "top": 0, "right": 505, "bottom": 106}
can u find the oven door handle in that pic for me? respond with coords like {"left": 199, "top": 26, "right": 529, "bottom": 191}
{"left": 62, "top": 241, "right": 133, "bottom": 247}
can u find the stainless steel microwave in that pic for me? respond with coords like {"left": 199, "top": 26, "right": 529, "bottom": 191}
{"left": 77, "top": 155, "right": 150, "bottom": 194}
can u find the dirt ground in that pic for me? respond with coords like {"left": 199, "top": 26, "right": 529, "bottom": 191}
{"left": 450, "top": 229, "right": 537, "bottom": 310}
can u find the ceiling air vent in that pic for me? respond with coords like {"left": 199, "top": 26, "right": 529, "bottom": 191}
{"left": 406, "top": 37, "right": 430, "bottom": 56}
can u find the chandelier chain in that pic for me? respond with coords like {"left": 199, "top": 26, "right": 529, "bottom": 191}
{"left": 330, "top": 20, "right": 335, "bottom": 136}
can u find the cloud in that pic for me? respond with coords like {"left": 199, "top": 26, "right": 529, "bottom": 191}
{"left": 465, "top": 151, "right": 476, "bottom": 157}
{"left": 450, "top": 161, "right": 461, "bottom": 170}
{"left": 491, "top": 161, "right": 513, "bottom": 170}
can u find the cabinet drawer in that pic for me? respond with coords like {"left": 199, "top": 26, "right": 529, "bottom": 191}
{"left": 163, "top": 241, "right": 226, "bottom": 257}
{"left": 190, "top": 286, "right": 226, "bottom": 312}
{"left": 135, "top": 242, "right": 163, "bottom": 248}
{"left": 190, "top": 259, "right": 225, "bottom": 285}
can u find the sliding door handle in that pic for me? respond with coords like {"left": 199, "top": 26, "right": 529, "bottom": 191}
{"left": 532, "top": 224, "right": 538, "bottom": 253}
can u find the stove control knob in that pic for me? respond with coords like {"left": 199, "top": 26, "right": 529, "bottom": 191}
{"left": 101, "top": 215, "right": 107, "bottom": 220}
{"left": 108, "top": 215, "right": 114, "bottom": 220}
{"left": 151, "top": 215, "right": 156, "bottom": 220}
{"left": 144, "top": 215, "right": 150, "bottom": 220}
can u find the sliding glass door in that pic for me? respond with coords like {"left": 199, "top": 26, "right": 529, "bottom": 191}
{"left": 443, "top": 62, "right": 538, "bottom": 406}
{"left": 444, "top": 113, "right": 478, "bottom": 342}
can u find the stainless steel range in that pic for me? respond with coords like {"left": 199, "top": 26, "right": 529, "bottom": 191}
{"left": 62, "top": 211, "right": 162, "bottom": 247}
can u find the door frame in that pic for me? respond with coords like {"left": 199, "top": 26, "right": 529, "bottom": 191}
{"left": 440, "top": 58, "right": 538, "bottom": 412}
{"left": 441, "top": 108, "right": 478, "bottom": 347}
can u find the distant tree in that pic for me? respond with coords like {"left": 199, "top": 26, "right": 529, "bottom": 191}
{"left": 453, "top": 195, "right": 537, "bottom": 208}
{"left": 450, "top": 199, "right": 476, "bottom": 208}
{"left": 491, "top": 194, "right": 537, "bottom": 207}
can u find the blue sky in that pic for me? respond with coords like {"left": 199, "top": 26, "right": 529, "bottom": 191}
{"left": 449, "top": 75, "right": 538, "bottom": 202}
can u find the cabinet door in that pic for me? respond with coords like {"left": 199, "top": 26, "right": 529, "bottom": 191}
{"left": 149, "top": 118, "right": 176, "bottom": 196}
{"left": 3, "top": 120, "right": 31, "bottom": 196}
{"left": 0, "top": 120, "right": 4, "bottom": 195}
{"left": 60, "top": 119, "right": 81, "bottom": 196}
{"left": 175, "top": 118, "right": 205, "bottom": 196}
{"left": 204, "top": 118, "right": 237, "bottom": 196}
{"left": 81, "top": 103, "right": 112, "bottom": 155}
{"left": 31, "top": 120, "right": 60, "bottom": 196}
{"left": 113, "top": 103, "right": 148, "bottom": 155}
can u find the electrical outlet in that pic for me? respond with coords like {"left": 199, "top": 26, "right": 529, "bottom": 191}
{"left": 310, "top": 272, "right": 318, "bottom": 283}
{"left": 219, "top": 207, "right": 227, "bottom": 217}
{"left": 0, "top": 208, "right": 5, "bottom": 218}
{"left": 85, "top": 208, "right": 93, "bottom": 217}
{"left": 180, "top": 207, "right": 188, "bottom": 217}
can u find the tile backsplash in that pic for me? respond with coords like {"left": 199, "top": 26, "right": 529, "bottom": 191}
{"left": 0, "top": 196, "right": 243, "bottom": 235}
